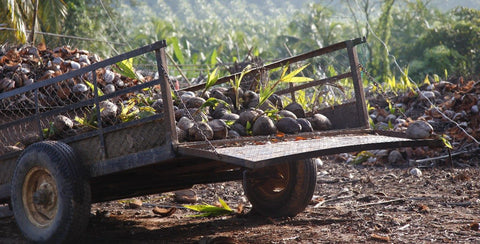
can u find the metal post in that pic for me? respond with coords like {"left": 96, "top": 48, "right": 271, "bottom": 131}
{"left": 92, "top": 69, "right": 107, "bottom": 159}
{"left": 347, "top": 40, "right": 369, "bottom": 129}
{"left": 35, "top": 88, "right": 43, "bottom": 140}
{"left": 155, "top": 48, "right": 178, "bottom": 145}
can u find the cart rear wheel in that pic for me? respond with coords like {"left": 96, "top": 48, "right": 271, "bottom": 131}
{"left": 11, "top": 141, "right": 91, "bottom": 243}
{"left": 243, "top": 159, "right": 317, "bottom": 217}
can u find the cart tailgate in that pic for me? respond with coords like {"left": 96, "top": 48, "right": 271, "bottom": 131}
{"left": 176, "top": 132, "right": 443, "bottom": 169}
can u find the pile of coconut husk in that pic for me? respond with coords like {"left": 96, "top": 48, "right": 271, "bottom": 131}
{"left": 358, "top": 77, "right": 480, "bottom": 166}
{"left": 0, "top": 43, "right": 152, "bottom": 107}
{"left": 368, "top": 78, "right": 480, "bottom": 144}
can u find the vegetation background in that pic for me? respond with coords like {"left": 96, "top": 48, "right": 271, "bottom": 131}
{"left": 1, "top": 0, "right": 479, "bottom": 83}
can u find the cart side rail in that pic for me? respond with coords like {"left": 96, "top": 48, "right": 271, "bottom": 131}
{"left": 0, "top": 40, "right": 175, "bottom": 184}
{"left": 181, "top": 37, "right": 368, "bottom": 130}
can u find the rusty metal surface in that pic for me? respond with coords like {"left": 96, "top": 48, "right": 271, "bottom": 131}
{"left": 89, "top": 144, "right": 176, "bottom": 177}
{"left": 316, "top": 102, "right": 366, "bottom": 130}
{"left": 177, "top": 133, "right": 443, "bottom": 169}
{"left": 347, "top": 40, "right": 369, "bottom": 128}
{"left": 156, "top": 48, "right": 178, "bottom": 144}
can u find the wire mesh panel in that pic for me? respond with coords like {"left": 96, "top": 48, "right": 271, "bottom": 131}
{"left": 0, "top": 41, "right": 168, "bottom": 166}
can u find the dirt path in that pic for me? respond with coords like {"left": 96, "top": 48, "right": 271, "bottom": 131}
{"left": 1, "top": 158, "right": 480, "bottom": 243}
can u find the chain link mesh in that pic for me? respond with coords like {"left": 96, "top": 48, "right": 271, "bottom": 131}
{"left": 0, "top": 55, "right": 165, "bottom": 159}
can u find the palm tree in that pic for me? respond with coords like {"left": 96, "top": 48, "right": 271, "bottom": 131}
{"left": 0, "top": 0, "right": 67, "bottom": 44}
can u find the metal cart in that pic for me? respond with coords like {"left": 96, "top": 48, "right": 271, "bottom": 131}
{"left": 0, "top": 38, "right": 442, "bottom": 243}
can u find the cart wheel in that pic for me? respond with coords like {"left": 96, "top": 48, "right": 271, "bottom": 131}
{"left": 243, "top": 159, "right": 317, "bottom": 217}
{"left": 10, "top": 141, "right": 91, "bottom": 243}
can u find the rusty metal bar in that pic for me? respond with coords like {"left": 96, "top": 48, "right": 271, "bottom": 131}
{"left": 92, "top": 68, "right": 107, "bottom": 159}
{"left": 182, "top": 37, "right": 366, "bottom": 92}
{"left": 0, "top": 40, "right": 167, "bottom": 100}
{"left": 89, "top": 145, "right": 176, "bottom": 177}
{"left": 34, "top": 88, "right": 43, "bottom": 140}
{"left": 156, "top": 47, "right": 178, "bottom": 144}
{"left": 347, "top": 39, "right": 369, "bottom": 129}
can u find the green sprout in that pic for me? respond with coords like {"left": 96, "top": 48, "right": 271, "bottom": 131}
{"left": 183, "top": 197, "right": 234, "bottom": 217}
{"left": 257, "top": 64, "right": 313, "bottom": 109}
{"left": 229, "top": 65, "right": 251, "bottom": 110}
{"left": 201, "top": 67, "right": 220, "bottom": 97}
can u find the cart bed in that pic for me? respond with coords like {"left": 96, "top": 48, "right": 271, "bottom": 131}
{"left": 177, "top": 130, "right": 443, "bottom": 169}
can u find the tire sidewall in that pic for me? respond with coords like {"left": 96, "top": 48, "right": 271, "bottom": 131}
{"left": 11, "top": 143, "right": 78, "bottom": 243}
{"left": 244, "top": 159, "right": 317, "bottom": 217}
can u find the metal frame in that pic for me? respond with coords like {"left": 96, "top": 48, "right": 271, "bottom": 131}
{"left": 0, "top": 38, "right": 444, "bottom": 204}
{"left": 182, "top": 37, "right": 369, "bottom": 129}
{"left": 0, "top": 40, "right": 168, "bottom": 159}
{"left": 175, "top": 37, "right": 442, "bottom": 166}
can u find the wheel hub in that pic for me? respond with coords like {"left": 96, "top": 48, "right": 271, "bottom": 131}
{"left": 33, "top": 182, "right": 55, "bottom": 206}
{"left": 22, "top": 167, "right": 58, "bottom": 227}
{"left": 248, "top": 163, "right": 291, "bottom": 197}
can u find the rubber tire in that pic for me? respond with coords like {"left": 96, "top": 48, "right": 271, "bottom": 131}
{"left": 243, "top": 159, "right": 317, "bottom": 217}
{"left": 11, "top": 141, "right": 91, "bottom": 243}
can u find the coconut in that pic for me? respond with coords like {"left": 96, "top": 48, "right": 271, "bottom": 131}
{"left": 285, "top": 102, "right": 306, "bottom": 118}
{"left": 276, "top": 117, "right": 301, "bottom": 134}
{"left": 309, "top": 114, "right": 332, "bottom": 130}
{"left": 297, "top": 118, "right": 313, "bottom": 132}
{"left": 188, "top": 122, "right": 214, "bottom": 141}
{"left": 252, "top": 115, "right": 277, "bottom": 136}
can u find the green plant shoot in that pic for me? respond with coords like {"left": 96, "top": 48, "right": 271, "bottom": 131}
{"left": 171, "top": 37, "right": 185, "bottom": 64}
{"left": 440, "top": 134, "right": 453, "bottom": 149}
{"left": 257, "top": 64, "right": 313, "bottom": 108}
{"left": 198, "top": 97, "right": 230, "bottom": 112}
{"left": 83, "top": 80, "right": 105, "bottom": 97}
{"left": 423, "top": 75, "right": 431, "bottom": 86}
{"left": 113, "top": 58, "right": 137, "bottom": 79}
{"left": 202, "top": 67, "right": 220, "bottom": 97}
{"left": 183, "top": 197, "right": 234, "bottom": 217}
{"left": 229, "top": 65, "right": 251, "bottom": 110}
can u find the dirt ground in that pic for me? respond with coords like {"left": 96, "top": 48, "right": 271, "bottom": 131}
{"left": 1, "top": 156, "right": 480, "bottom": 243}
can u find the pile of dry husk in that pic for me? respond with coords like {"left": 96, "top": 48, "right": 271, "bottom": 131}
{"left": 359, "top": 76, "right": 480, "bottom": 166}
{"left": 0, "top": 43, "right": 152, "bottom": 99}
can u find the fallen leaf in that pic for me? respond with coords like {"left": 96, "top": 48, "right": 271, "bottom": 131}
{"left": 453, "top": 172, "right": 471, "bottom": 181}
{"left": 295, "top": 136, "right": 306, "bottom": 141}
{"left": 470, "top": 222, "right": 479, "bottom": 231}
{"left": 152, "top": 206, "right": 176, "bottom": 217}
{"left": 236, "top": 203, "right": 244, "bottom": 214}
{"left": 371, "top": 233, "right": 390, "bottom": 242}
{"left": 417, "top": 204, "right": 430, "bottom": 213}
